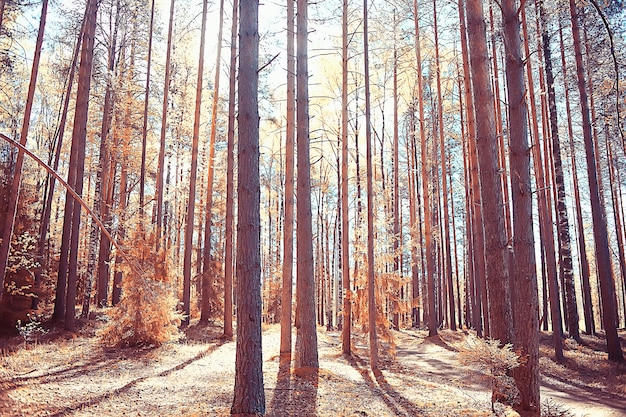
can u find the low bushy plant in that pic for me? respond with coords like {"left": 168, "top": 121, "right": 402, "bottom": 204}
{"left": 99, "top": 231, "right": 182, "bottom": 348}
{"left": 459, "top": 335, "right": 521, "bottom": 411}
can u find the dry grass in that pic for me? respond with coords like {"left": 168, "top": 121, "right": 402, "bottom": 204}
{"left": 1, "top": 319, "right": 625, "bottom": 417}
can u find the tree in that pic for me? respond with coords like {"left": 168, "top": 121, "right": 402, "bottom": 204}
{"left": 363, "top": 0, "right": 380, "bottom": 374}
{"left": 0, "top": 0, "right": 48, "bottom": 299}
{"left": 200, "top": 0, "right": 226, "bottom": 323}
{"left": 294, "top": 0, "right": 319, "bottom": 372}
{"left": 138, "top": 0, "right": 156, "bottom": 219}
{"left": 155, "top": 0, "right": 176, "bottom": 248}
{"left": 502, "top": 0, "right": 540, "bottom": 413}
{"left": 231, "top": 0, "right": 265, "bottom": 413}
{"left": 223, "top": 0, "right": 239, "bottom": 340}
{"left": 466, "top": 0, "right": 512, "bottom": 344}
{"left": 537, "top": 0, "right": 580, "bottom": 342}
{"left": 63, "top": 0, "right": 99, "bottom": 331}
{"left": 414, "top": 0, "right": 437, "bottom": 338}
{"left": 280, "top": 0, "right": 295, "bottom": 355}
{"left": 182, "top": 0, "right": 209, "bottom": 326}
{"left": 568, "top": 0, "right": 624, "bottom": 362}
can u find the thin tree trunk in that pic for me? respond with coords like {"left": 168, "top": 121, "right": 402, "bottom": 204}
{"left": 363, "top": 0, "right": 379, "bottom": 373}
{"left": 41, "top": 7, "right": 84, "bottom": 312}
{"left": 569, "top": 0, "right": 624, "bottom": 362}
{"left": 280, "top": 0, "right": 295, "bottom": 354}
{"left": 521, "top": 6, "right": 564, "bottom": 361}
{"left": 155, "top": 0, "right": 176, "bottom": 248}
{"left": 139, "top": 0, "right": 155, "bottom": 218}
{"left": 340, "top": 0, "right": 351, "bottom": 355}
{"left": 201, "top": 0, "right": 226, "bottom": 323}
{"left": 182, "top": 0, "right": 209, "bottom": 326}
{"left": 414, "top": 0, "right": 437, "bottom": 338}
{"left": 432, "top": 0, "right": 456, "bottom": 331}
{"left": 64, "top": 0, "right": 98, "bottom": 331}
{"left": 231, "top": 0, "right": 265, "bottom": 412}
{"left": 559, "top": 23, "right": 594, "bottom": 336}
{"left": 223, "top": 0, "right": 238, "bottom": 339}
{"left": 0, "top": 0, "right": 49, "bottom": 297}
{"left": 538, "top": 0, "right": 580, "bottom": 341}
{"left": 94, "top": 3, "right": 121, "bottom": 308}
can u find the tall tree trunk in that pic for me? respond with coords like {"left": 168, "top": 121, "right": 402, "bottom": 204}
{"left": 40, "top": 2, "right": 84, "bottom": 312}
{"left": 559, "top": 22, "right": 594, "bottom": 335}
{"left": 201, "top": 0, "right": 226, "bottom": 323}
{"left": 538, "top": 0, "right": 580, "bottom": 341}
{"left": 64, "top": 0, "right": 98, "bottom": 331}
{"left": 414, "top": 0, "right": 437, "bottom": 338}
{"left": 294, "top": 0, "right": 319, "bottom": 371}
{"left": 155, "top": 0, "right": 176, "bottom": 248}
{"left": 182, "top": 0, "right": 209, "bottom": 326}
{"left": 0, "top": 0, "right": 49, "bottom": 297}
{"left": 363, "top": 0, "right": 379, "bottom": 373}
{"left": 223, "top": 0, "right": 238, "bottom": 339}
{"left": 502, "top": 0, "right": 540, "bottom": 413}
{"left": 466, "top": 0, "right": 512, "bottom": 343}
{"left": 231, "top": 0, "right": 265, "bottom": 412}
{"left": 392, "top": 13, "right": 401, "bottom": 331}
{"left": 340, "top": 0, "right": 351, "bottom": 355}
{"left": 569, "top": 0, "right": 624, "bottom": 362}
{"left": 280, "top": 0, "right": 295, "bottom": 354}
{"left": 408, "top": 106, "right": 421, "bottom": 328}
{"left": 94, "top": 3, "right": 121, "bottom": 308}
{"left": 432, "top": 0, "right": 456, "bottom": 331}
{"left": 139, "top": 0, "right": 155, "bottom": 219}
{"left": 521, "top": 6, "right": 564, "bottom": 361}
{"left": 458, "top": 0, "right": 486, "bottom": 337}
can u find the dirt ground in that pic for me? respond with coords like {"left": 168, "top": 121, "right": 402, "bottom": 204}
{"left": 1, "top": 318, "right": 625, "bottom": 417}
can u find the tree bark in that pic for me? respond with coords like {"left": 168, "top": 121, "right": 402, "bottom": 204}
{"left": 340, "top": 0, "right": 351, "bottom": 355}
{"left": 432, "top": 0, "right": 456, "bottom": 331}
{"left": 569, "top": 0, "right": 624, "bottom": 362}
{"left": 414, "top": 0, "right": 437, "bottom": 338}
{"left": 231, "top": 0, "right": 265, "bottom": 413}
{"left": 182, "top": 0, "right": 209, "bottom": 326}
{"left": 294, "top": 0, "right": 319, "bottom": 371}
{"left": 558, "top": 22, "right": 594, "bottom": 335}
{"left": 521, "top": 5, "right": 564, "bottom": 361}
{"left": 139, "top": 0, "right": 155, "bottom": 219}
{"left": 64, "top": 0, "right": 98, "bottom": 331}
{"left": 222, "top": 0, "right": 238, "bottom": 339}
{"left": 155, "top": 0, "right": 176, "bottom": 248}
{"left": 280, "top": 0, "right": 295, "bottom": 354}
{"left": 201, "top": 0, "right": 226, "bottom": 323}
{"left": 502, "top": 0, "right": 540, "bottom": 413}
{"left": 466, "top": 0, "right": 512, "bottom": 344}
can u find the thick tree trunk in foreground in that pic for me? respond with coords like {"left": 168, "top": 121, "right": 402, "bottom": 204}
{"left": 231, "top": 0, "right": 265, "bottom": 414}
{"left": 503, "top": 0, "right": 540, "bottom": 413}
{"left": 466, "top": 0, "right": 512, "bottom": 344}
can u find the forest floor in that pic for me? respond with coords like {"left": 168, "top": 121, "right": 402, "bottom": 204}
{"left": 1, "top": 315, "right": 625, "bottom": 417}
